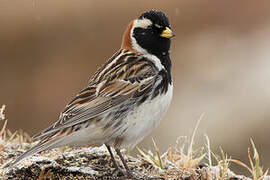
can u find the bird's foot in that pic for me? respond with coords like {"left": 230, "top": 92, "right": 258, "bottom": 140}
{"left": 112, "top": 166, "right": 134, "bottom": 179}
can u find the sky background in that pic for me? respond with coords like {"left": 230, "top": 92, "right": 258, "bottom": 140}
{"left": 1, "top": 0, "right": 270, "bottom": 175}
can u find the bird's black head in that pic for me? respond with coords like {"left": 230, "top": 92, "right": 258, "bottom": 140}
{"left": 131, "top": 10, "right": 174, "bottom": 57}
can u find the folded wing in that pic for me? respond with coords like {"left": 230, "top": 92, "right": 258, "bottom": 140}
{"left": 33, "top": 50, "right": 159, "bottom": 141}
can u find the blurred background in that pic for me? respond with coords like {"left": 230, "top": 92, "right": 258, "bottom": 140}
{"left": 1, "top": 0, "right": 270, "bottom": 175}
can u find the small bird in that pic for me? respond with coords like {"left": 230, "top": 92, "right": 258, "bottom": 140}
{"left": 6, "top": 10, "right": 174, "bottom": 177}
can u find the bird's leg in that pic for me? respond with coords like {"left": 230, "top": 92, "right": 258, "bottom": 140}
{"left": 115, "top": 148, "right": 133, "bottom": 178}
{"left": 105, "top": 144, "right": 119, "bottom": 170}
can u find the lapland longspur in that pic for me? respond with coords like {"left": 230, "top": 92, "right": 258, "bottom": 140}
{"left": 6, "top": 10, "right": 174, "bottom": 177}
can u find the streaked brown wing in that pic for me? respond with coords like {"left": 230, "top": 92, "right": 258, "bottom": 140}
{"left": 32, "top": 50, "right": 158, "bottom": 140}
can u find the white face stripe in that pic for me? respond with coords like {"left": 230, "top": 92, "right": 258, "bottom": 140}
{"left": 129, "top": 19, "right": 165, "bottom": 71}
{"left": 154, "top": 24, "right": 162, "bottom": 28}
{"left": 143, "top": 54, "right": 165, "bottom": 71}
{"left": 130, "top": 20, "right": 148, "bottom": 54}
{"left": 133, "top": 18, "right": 152, "bottom": 29}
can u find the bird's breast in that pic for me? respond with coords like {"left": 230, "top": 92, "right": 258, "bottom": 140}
{"left": 118, "top": 83, "right": 173, "bottom": 149}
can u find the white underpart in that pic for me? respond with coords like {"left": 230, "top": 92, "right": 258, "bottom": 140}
{"left": 120, "top": 83, "right": 173, "bottom": 149}
{"left": 51, "top": 123, "right": 106, "bottom": 147}
{"left": 130, "top": 18, "right": 152, "bottom": 54}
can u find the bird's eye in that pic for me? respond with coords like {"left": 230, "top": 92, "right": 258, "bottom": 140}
{"left": 145, "top": 26, "right": 154, "bottom": 34}
{"left": 147, "top": 26, "right": 153, "bottom": 30}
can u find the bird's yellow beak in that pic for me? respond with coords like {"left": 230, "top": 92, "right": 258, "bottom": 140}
{"left": 160, "top": 27, "right": 175, "bottom": 39}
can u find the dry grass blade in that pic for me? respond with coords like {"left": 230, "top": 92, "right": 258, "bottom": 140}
{"left": 250, "top": 138, "right": 262, "bottom": 179}
{"left": 0, "top": 105, "right": 7, "bottom": 141}
{"left": 23, "top": 131, "right": 32, "bottom": 143}
{"left": 8, "top": 130, "right": 18, "bottom": 141}
{"left": 261, "top": 170, "right": 269, "bottom": 180}
{"left": 188, "top": 113, "right": 204, "bottom": 157}
{"left": 249, "top": 138, "right": 266, "bottom": 180}
{"left": 0, "top": 120, "right": 7, "bottom": 137}
{"left": 138, "top": 115, "right": 207, "bottom": 171}
{"left": 229, "top": 159, "right": 252, "bottom": 174}
{"left": 0, "top": 105, "right": 6, "bottom": 121}
{"left": 211, "top": 147, "right": 231, "bottom": 179}
{"left": 152, "top": 138, "right": 163, "bottom": 169}
{"left": 6, "top": 129, "right": 12, "bottom": 137}
{"left": 204, "top": 134, "right": 212, "bottom": 167}
{"left": 137, "top": 147, "right": 163, "bottom": 169}
{"left": 137, "top": 139, "right": 165, "bottom": 169}
{"left": 19, "top": 131, "right": 25, "bottom": 148}
{"left": 229, "top": 139, "right": 268, "bottom": 180}
{"left": 163, "top": 135, "right": 205, "bottom": 169}
{"left": 248, "top": 147, "right": 255, "bottom": 174}
{"left": 219, "top": 148, "right": 230, "bottom": 179}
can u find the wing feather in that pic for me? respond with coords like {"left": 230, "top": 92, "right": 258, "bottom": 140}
{"left": 33, "top": 50, "right": 158, "bottom": 140}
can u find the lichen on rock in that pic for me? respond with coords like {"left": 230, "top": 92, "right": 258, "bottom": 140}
{"left": 1, "top": 143, "right": 155, "bottom": 179}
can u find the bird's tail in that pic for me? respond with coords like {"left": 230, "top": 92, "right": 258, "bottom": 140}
{"left": 4, "top": 137, "right": 63, "bottom": 169}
